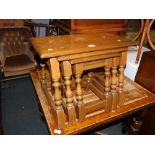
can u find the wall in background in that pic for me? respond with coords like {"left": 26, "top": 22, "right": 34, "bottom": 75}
{"left": 125, "top": 46, "right": 150, "bottom": 81}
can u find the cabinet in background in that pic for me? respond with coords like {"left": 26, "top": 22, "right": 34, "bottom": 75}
{"left": 56, "top": 19, "right": 128, "bottom": 35}
{"left": 0, "top": 19, "right": 24, "bottom": 27}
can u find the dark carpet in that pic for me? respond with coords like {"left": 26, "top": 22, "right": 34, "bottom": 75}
{"left": 1, "top": 76, "right": 49, "bottom": 135}
{"left": 1, "top": 76, "right": 123, "bottom": 135}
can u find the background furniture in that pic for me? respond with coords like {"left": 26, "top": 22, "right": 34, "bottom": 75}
{"left": 135, "top": 50, "right": 155, "bottom": 134}
{"left": 24, "top": 20, "right": 49, "bottom": 37}
{"left": 0, "top": 27, "right": 36, "bottom": 77}
{"left": 135, "top": 51, "right": 155, "bottom": 92}
{"left": 126, "top": 19, "right": 155, "bottom": 63}
{"left": 55, "top": 19, "right": 128, "bottom": 35}
{"left": 0, "top": 19, "right": 24, "bottom": 27}
{"left": 122, "top": 50, "right": 155, "bottom": 134}
{"left": 135, "top": 20, "right": 154, "bottom": 63}
{"left": 25, "top": 19, "right": 58, "bottom": 37}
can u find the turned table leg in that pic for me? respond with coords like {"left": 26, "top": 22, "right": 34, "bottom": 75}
{"left": 40, "top": 63, "right": 46, "bottom": 84}
{"left": 61, "top": 61, "right": 76, "bottom": 123}
{"left": 46, "top": 70, "right": 53, "bottom": 94}
{"left": 111, "top": 57, "right": 119, "bottom": 110}
{"left": 85, "top": 72, "right": 94, "bottom": 91}
{"left": 118, "top": 52, "right": 127, "bottom": 107}
{"left": 73, "top": 64, "right": 85, "bottom": 121}
{"left": 49, "top": 58, "right": 66, "bottom": 129}
{"left": 104, "top": 59, "right": 112, "bottom": 112}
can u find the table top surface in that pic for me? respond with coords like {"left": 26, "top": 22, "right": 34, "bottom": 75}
{"left": 31, "top": 33, "right": 135, "bottom": 59}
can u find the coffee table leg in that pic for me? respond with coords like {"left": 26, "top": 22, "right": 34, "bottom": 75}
{"left": 61, "top": 61, "right": 76, "bottom": 123}
{"left": 111, "top": 57, "right": 119, "bottom": 110}
{"left": 73, "top": 64, "right": 85, "bottom": 122}
{"left": 49, "top": 58, "right": 66, "bottom": 129}
{"left": 118, "top": 52, "right": 127, "bottom": 107}
{"left": 104, "top": 59, "right": 112, "bottom": 112}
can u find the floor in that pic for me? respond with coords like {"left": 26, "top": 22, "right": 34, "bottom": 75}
{"left": 1, "top": 76, "right": 49, "bottom": 135}
{"left": 1, "top": 76, "right": 124, "bottom": 135}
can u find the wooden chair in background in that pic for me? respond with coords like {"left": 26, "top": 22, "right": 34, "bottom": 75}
{"left": 129, "top": 19, "right": 155, "bottom": 63}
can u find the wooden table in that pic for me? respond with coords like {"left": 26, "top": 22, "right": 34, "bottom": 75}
{"left": 30, "top": 33, "right": 155, "bottom": 135}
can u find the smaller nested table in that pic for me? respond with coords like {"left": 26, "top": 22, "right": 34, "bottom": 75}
{"left": 30, "top": 33, "right": 155, "bottom": 135}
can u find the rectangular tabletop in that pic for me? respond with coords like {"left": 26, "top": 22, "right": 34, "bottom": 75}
{"left": 31, "top": 33, "right": 135, "bottom": 59}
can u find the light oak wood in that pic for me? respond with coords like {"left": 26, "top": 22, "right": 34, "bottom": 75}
{"left": 61, "top": 61, "right": 76, "bottom": 123}
{"left": 31, "top": 33, "right": 135, "bottom": 59}
{"left": 111, "top": 57, "right": 119, "bottom": 110}
{"left": 49, "top": 58, "right": 66, "bottom": 129}
{"left": 73, "top": 64, "right": 85, "bottom": 121}
{"left": 118, "top": 52, "right": 127, "bottom": 107}
{"left": 30, "top": 32, "right": 137, "bottom": 131}
{"left": 30, "top": 70, "right": 155, "bottom": 134}
{"left": 40, "top": 63, "right": 46, "bottom": 84}
{"left": 58, "top": 48, "right": 126, "bottom": 62}
{"left": 104, "top": 59, "right": 112, "bottom": 112}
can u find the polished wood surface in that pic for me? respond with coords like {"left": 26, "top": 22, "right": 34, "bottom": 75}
{"left": 135, "top": 51, "right": 155, "bottom": 134}
{"left": 55, "top": 19, "right": 128, "bottom": 35}
{"left": 135, "top": 51, "right": 155, "bottom": 92}
{"left": 30, "top": 32, "right": 154, "bottom": 134}
{"left": 31, "top": 33, "right": 134, "bottom": 59}
{"left": 31, "top": 70, "right": 155, "bottom": 134}
{"left": 0, "top": 19, "right": 24, "bottom": 27}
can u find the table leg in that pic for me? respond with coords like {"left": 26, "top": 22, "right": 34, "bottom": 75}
{"left": 49, "top": 58, "right": 66, "bottom": 129}
{"left": 111, "top": 57, "right": 119, "bottom": 110}
{"left": 61, "top": 61, "right": 76, "bottom": 123}
{"left": 73, "top": 64, "right": 85, "bottom": 121}
{"left": 40, "top": 63, "right": 46, "bottom": 84}
{"left": 104, "top": 59, "right": 112, "bottom": 112}
{"left": 118, "top": 52, "right": 127, "bottom": 106}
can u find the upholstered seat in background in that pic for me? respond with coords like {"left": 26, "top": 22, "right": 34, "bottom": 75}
{"left": 0, "top": 27, "right": 36, "bottom": 77}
